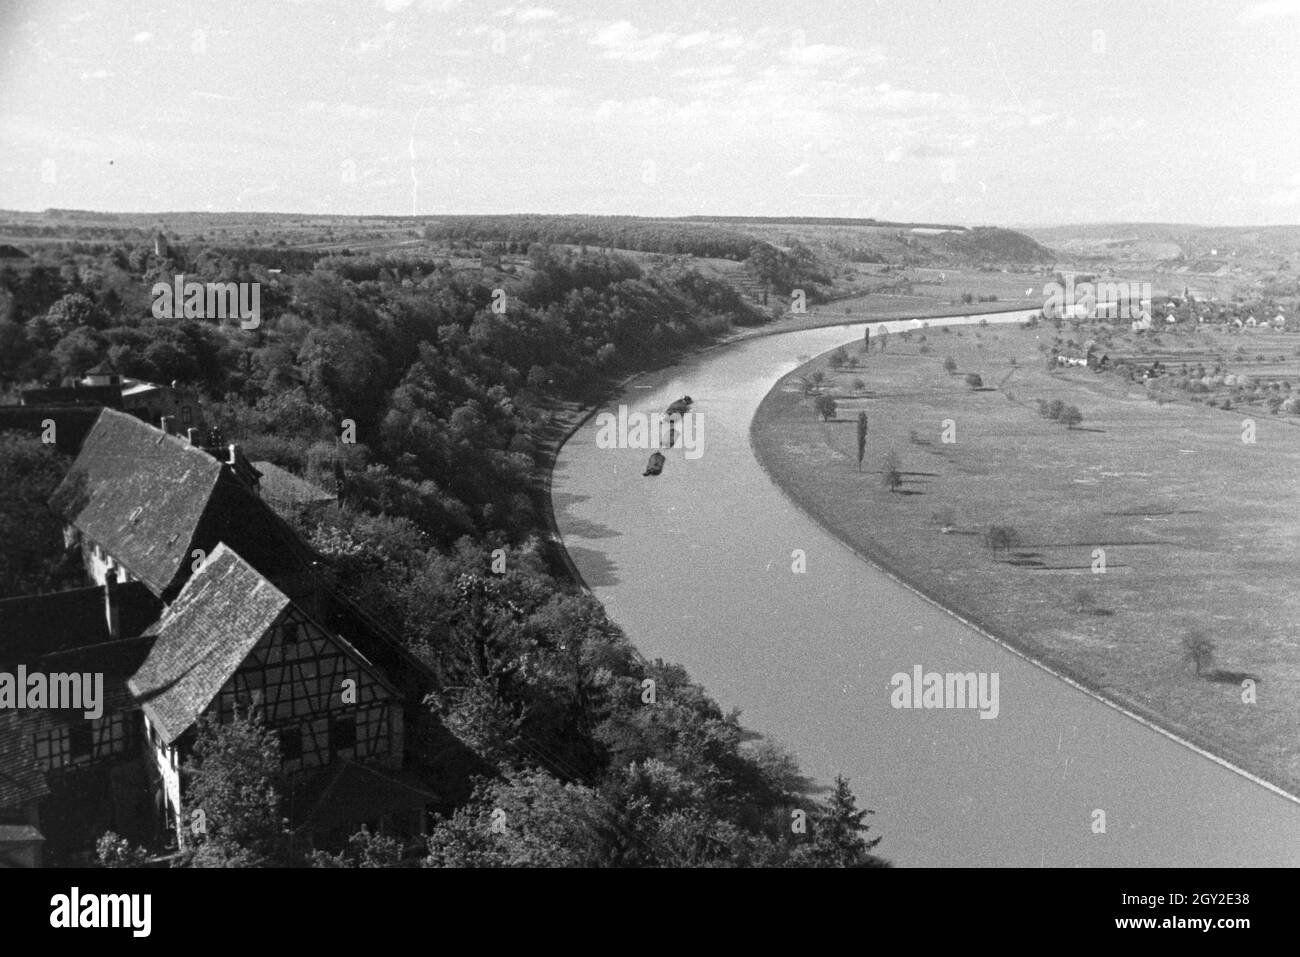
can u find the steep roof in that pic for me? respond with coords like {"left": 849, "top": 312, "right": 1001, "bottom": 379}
{"left": 52, "top": 409, "right": 316, "bottom": 600}
{"left": 128, "top": 544, "right": 289, "bottom": 744}
{"left": 55, "top": 409, "right": 225, "bottom": 596}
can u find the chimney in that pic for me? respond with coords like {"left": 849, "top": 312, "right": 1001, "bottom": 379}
{"left": 227, "top": 443, "right": 238, "bottom": 465}
{"left": 104, "top": 575, "right": 120, "bottom": 640}
{"left": 160, "top": 415, "right": 175, "bottom": 435}
{"left": 187, "top": 427, "right": 200, "bottom": 445}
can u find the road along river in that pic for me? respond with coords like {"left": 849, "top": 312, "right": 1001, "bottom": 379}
{"left": 551, "top": 310, "right": 1300, "bottom": 866}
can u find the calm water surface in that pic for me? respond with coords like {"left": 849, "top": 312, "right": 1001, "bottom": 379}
{"left": 553, "top": 311, "right": 1300, "bottom": 866}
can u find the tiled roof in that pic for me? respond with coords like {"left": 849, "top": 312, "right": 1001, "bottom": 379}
{"left": 128, "top": 544, "right": 289, "bottom": 745}
{"left": 252, "top": 461, "right": 336, "bottom": 507}
{"left": 0, "top": 825, "right": 43, "bottom": 843}
{"left": 54, "top": 409, "right": 225, "bottom": 596}
{"left": 53, "top": 409, "right": 318, "bottom": 600}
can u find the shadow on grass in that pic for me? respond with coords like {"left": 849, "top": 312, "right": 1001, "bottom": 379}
{"left": 1205, "top": 669, "right": 1261, "bottom": 685}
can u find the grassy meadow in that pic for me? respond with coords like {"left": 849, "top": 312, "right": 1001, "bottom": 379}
{"left": 752, "top": 315, "right": 1300, "bottom": 795}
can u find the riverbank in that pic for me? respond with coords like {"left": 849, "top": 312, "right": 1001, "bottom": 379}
{"left": 750, "top": 319, "right": 1300, "bottom": 800}
{"left": 534, "top": 300, "right": 1037, "bottom": 586}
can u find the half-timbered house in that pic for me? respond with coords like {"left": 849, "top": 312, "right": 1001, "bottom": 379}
{"left": 0, "top": 579, "right": 162, "bottom": 864}
{"left": 128, "top": 543, "right": 436, "bottom": 848}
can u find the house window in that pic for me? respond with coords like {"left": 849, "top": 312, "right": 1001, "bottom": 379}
{"left": 69, "top": 723, "right": 94, "bottom": 760}
{"left": 330, "top": 715, "right": 356, "bottom": 759}
{"left": 280, "top": 727, "right": 302, "bottom": 761}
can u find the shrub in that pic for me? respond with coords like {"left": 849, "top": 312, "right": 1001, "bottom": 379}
{"left": 964, "top": 373, "right": 983, "bottom": 389}
{"left": 984, "top": 524, "right": 1020, "bottom": 556}
{"left": 943, "top": 357, "right": 957, "bottom": 375}
{"left": 930, "top": 508, "right": 957, "bottom": 531}
{"left": 881, "top": 450, "right": 902, "bottom": 492}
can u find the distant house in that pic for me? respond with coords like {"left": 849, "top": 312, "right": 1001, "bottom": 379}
{"left": 20, "top": 368, "right": 199, "bottom": 433}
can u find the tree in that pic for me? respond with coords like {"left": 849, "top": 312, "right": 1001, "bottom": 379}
{"left": 881, "top": 449, "right": 902, "bottom": 492}
{"left": 790, "top": 775, "right": 887, "bottom": 868}
{"left": 309, "top": 828, "right": 404, "bottom": 868}
{"left": 0, "top": 432, "right": 82, "bottom": 598}
{"left": 985, "top": 524, "right": 1020, "bottom": 557}
{"left": 828, "top": 347, "right": 847, "bottom": 370}
{"left": 856, "top": 412, "right": 868, "bottom": 470}
{"left": 814, "top": 394, "right": 837, "bottom": 421}
{"left": 1047, "top": 398, "right": 1066, "bottom": 420}
{"left": 1182, "top": 630, "right": 1216, "bottom": 677}
{"left": 45, "top": 292, "right": 105, "bottom": 337}
{"left": 176, "top": 706, "right": 285, "bottom": 868}
{"left": 424, "top": 769, "right": 613, "bottom": 868}
{"left": 1061, "top": 405, "right": 1083, "bottom": 429}
{"left": 964, "top": 372, "right": 983, "bottom": 389}
{"left": 95, "top": 831, "right": 152, "bottom": 868}
{"left": 1073, "top": 588, "right": 1100, "bottom": 615}
{"left": 943, "top": 356, "right": 957, "bottom": 375}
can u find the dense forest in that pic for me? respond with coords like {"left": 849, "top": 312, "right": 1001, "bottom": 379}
{"left": 0, "top": 234, "right": 887, "bottom": 867}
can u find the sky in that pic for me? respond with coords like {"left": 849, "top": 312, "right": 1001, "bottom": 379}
{"left": 1, "top": 0, "right": 1298, "bottom": 225}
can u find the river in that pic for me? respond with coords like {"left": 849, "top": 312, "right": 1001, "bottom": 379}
{"left": 551, "top": 309, "right": 1300, "bottom": 866}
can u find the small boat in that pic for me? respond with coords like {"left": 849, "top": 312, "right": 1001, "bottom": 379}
{"left": 643, "top": 451, "right": 666, "bottom": 476}
{"left": 666, "top": 395, "right": 693, "bottom": 416}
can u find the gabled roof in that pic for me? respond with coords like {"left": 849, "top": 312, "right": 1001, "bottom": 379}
{"left": 54, "top": 409, "right": 226, "bottom": 596}
{"left": 252, "top": 461, "right": 336, "bottom": 507}
{"left": 52, "top": 409, "right": 316, "bottom": 600}
{"left": 128, "top": 544, "right": 289, "bottom": 744}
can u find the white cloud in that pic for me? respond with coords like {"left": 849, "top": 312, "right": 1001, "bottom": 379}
{"left": 589, "top": 21, "right": 675, "bottom": 62}
{"left": 786, "top": 162, "right": 810, "bottom": 177}
{"left": 132, "top": 31, "right": 152, "bottom": 43}
{"left": 516, "top": 6, "right": 557, "bottom": 23}
{"left": 1238, "top": 0, "right": 1300, "bottom": 23}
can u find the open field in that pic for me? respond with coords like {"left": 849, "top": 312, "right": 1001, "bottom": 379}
{"left": 752, "top": 315, "right": 1300, "bottom": 796}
